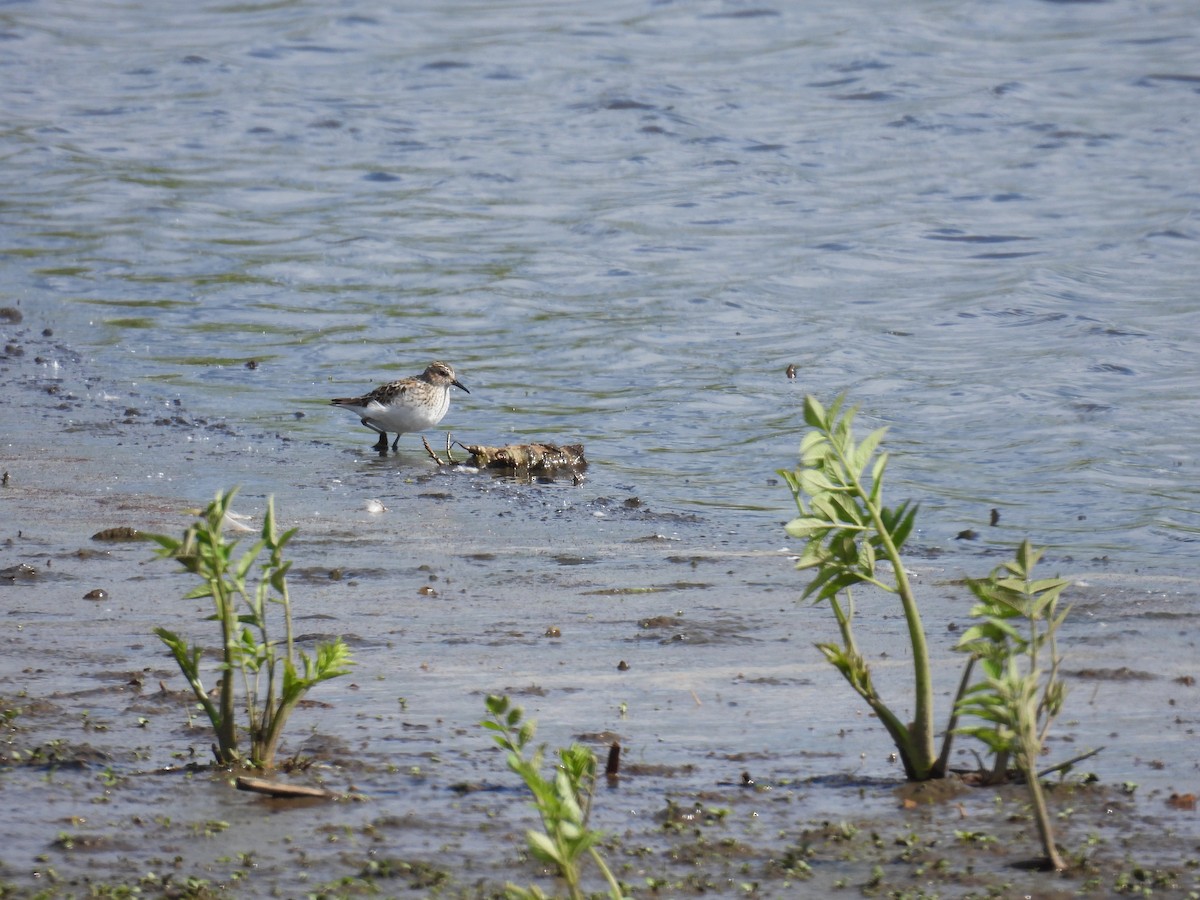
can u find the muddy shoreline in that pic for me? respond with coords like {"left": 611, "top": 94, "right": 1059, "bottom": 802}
{"left": 3, "top": 324, "right": 1200, "bottom": 898}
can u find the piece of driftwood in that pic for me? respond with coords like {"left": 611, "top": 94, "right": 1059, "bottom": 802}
{"left": 422, "top": 434, "right": 586, "bottom": 472}
{"left": 461, "top": 441, "right": 586, "bottom": 471}
{"left": 235, "top": 775, "right": 335, "bottom": 800}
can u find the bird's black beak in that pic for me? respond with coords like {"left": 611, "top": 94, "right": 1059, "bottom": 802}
{"left": 453, "top": 379, "right": 469, "bottom": 394}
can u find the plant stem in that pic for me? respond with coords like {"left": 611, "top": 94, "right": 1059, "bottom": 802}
{"left": 934, "top": 656, "right": 975, "bottom": 778}
{"left": 1023, "top": 762, "right": 1067, "bottom": 870}
{"left": 830, "top": 429, "right": 936, "bottom": 779}
{"left": 590, "top": 848, "right": 625, "bottom": 900}
{"left": 872, "top": 515, "right": 935, "bottom": 776}
{"left": 214, "top": 573, "right": 238, "bottom": 763}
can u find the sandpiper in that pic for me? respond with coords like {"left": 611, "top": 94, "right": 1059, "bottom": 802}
{"left": 331, "top": 360, "right": 468, "bottom": 453}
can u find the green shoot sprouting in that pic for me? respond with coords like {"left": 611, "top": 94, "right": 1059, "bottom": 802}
{"left": 149, "top": 488, "right": 352, "bottom": 769}
{"left": 482, "top": 695, "right": 626, "bottom": 900}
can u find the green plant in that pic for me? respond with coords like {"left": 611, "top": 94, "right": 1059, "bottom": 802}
{"left": 149, "top": 488, "right": 353, "bottom": 769}
{"left": 953, "top": 541, "right": 1070, "bottom": 870}
{"left": 779, "top": 396, "right": 950, "bottom": 780}
{"left": 781, "top": 396, "right": 1082, "bottom": 867}
{"left": 482, "top": 695, "right": 626, "bottom": 900}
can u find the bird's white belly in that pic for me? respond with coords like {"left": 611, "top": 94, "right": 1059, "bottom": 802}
{"left": 364, "top": 390, "right": 449, "bottom": 433}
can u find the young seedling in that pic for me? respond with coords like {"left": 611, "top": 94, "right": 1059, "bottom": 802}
{"left": 781, "top": 396, "right": 1085, "bottom": 867}
{"left": 779, "top": 398, "right": 1083, "bottom": 780}
{"left": 953, "top": 541, "right": 1072, "bottom": 870}
{"left": 779, "top": 395, "right": 947, "bottom": 780}
{"left": 149, "top": 488, "right": 353, "bottom": 769}
{"left": 481, "top": 695, "right": 626, "bottom": 900}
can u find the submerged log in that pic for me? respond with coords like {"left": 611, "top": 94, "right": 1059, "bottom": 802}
{"left": 422, "top": 435, "right": 586, "bottom": 472}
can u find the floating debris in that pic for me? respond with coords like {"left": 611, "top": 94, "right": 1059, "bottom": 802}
{"left": 235, "top": 776, "right": 335, "bottom": 800}
{"left": 421, "top": 434, "right": 585, "bottom": 472}
{"left": 183, "top": 507, "right": 256, "bottom": 533}
{"left": 464, "top": 441, "right": 585, "bottom": 471}
{"left": 221, "top": 510, "right": 255, "bottom": 532}
{"left": 1168, "top": 793, "right": 1196, "bottom": 810}
{"left": 365, "top": 499, "right": 386, "bottom": 514}
{"left": 91, "top": 526, "right": 142, "bottom": 542}
{"left": 1, "top": 563, "right": 38, "bottom": 581}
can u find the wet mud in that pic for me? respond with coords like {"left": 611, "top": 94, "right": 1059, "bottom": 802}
{"left": 3, "top": 328, "right": 1200, "bottom": 898}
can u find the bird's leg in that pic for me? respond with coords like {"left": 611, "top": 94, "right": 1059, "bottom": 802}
{"left": 360, "top": 418, "right": 389, "bottom": 453}
{"left": 391, "top": 434, "right": 401, "bottom": 451}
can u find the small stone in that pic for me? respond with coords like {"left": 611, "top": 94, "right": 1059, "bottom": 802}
{"left": 83, "top": 589, "right": 108, "bottom": 601}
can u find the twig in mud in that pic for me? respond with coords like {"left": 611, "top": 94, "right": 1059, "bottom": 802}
{"left": 605, "top": 742, "right": 621, "bottom": 782}
{"left": 1037, "top": 746, "right": 1104, "bottom": 780}
{"left": 422, "top": 434, "right": 455, "bottom": 466}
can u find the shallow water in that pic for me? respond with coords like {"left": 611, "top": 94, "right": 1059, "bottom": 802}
{"left": 4, "top": 0, "right": 1200, "bottom": 563}
{"left": 3, "top": 0, "right": 1200, "bottom": 896}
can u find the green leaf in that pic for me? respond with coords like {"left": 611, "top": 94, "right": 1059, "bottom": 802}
{"left": 234, "top": 540, "right": 267, "bottom": 582}
{"left": 868, "top": 457, "right": 888, "bottom": 504}
{"left": 797, "top": 468, "right": 838, "bottom": 496}
{"left": 525, "top": 830, "right": 563, "bottom": 866}
{"left": 880, "top": 500, "right": 919, "bottom": 549}
{"left": 784, "top": 517, "right": 831, "bottom": 539}
{"left": 850, "top": 427, "right": 887, "bottom": 477}
{"left": 802, "top": 395, "right": 828, "bottom": 429}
